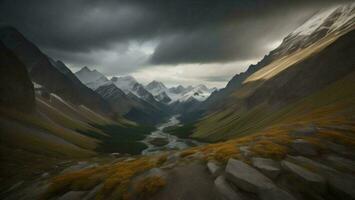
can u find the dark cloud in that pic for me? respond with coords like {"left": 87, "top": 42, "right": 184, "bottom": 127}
{"left": 0, "top": 0, "right": 350, "bottom": 67}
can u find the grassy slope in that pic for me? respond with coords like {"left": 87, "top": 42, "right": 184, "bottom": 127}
{"left": 193, "top": 32, "right": 355, "bottom": 141}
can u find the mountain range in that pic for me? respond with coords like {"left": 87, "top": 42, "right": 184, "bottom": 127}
{"left": 0, "top": 2, "right": 354, "bottom": 200}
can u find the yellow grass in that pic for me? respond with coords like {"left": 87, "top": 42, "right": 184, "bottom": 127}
{"left": 133, "top": 176, "right": 166, "bottom": 199}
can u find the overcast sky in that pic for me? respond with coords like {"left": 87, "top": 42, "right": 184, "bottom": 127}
{"left": 0, "top": 0, "right": 349, "bottom": 87}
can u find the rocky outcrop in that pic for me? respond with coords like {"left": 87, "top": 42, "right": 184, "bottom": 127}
{"left": 251, "top": 157, "right": 281, "bottom": 179}
{"left": 290, "top": 139, "right": 318, "bottom": 156}
{"left": 225, "top": 159, "right": 275, "bottom": 193}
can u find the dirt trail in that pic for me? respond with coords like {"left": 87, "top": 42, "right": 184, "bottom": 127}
{"left": 150, "top": 161, "right": 218, "bottom": 200}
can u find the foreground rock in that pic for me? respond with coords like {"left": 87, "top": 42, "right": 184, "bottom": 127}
{"left": 281, "top": 160, "right": 326, "bottom": 193}
{"left": 226, "top": 158, "right": 274, "bottom": 193}
{"left": 214, "top": 175, "right": 245, "bottom": 200}
{"left": 251, "top": 157, "right": 281, "bottom": 179}
{"left": 290, "top": 139, "right": 318, "bottom": 156}
{"left": 207, "top": 161, "right": 223, "bottom": 178}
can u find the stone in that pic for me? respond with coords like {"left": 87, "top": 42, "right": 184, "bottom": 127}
{"left": 207, "top": 161, "right": 223, "bottom": 178}
{"left": 326, "top": 155, "right": 355, "bottom": 173}
{"left": 286, "top": 155, "right": 355, "bottom": 199}
{"left": 251, "top": 157, "right": 281, "bottom": 179}
{"left": 214, "top": 175, "right": 245, "bottom": 200}
{"left": 82, "top": 184, "right": 103, "bottom": 200}
{"left": 327, "top": 172, "right": 355, "bottom": 199}
{"left": 239, "top": 146, "right": 252, "bottom": 158}
{"left": 60, "top": 162, "right": 98, "bottom": 174}
{"left": 289, "top": 124, "right": 318, "bottom": 137}
{"left": 110, "top": 152, "right": 121, "bottom": 158}
{"left": 57, "top": 191, "right": 86, "bottom": 200}
{"left": 290, "top": 139, "right": 318, "bottom": 156}
{"left": 281, "top": 160, "right": 326, "bottom": 193}
{"left": 225, "top": 158, "right": 275, "bottom": 193}
{"left": 258, "top": 187, "right": 297, "bottom": 200}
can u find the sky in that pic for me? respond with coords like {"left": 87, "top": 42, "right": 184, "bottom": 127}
{"left": 0, "top": 0, "right": 349, "bottom": 88}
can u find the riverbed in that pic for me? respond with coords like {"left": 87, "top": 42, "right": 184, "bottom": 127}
{"left": 141, "top": 115, "right": 203, "bottom": 155}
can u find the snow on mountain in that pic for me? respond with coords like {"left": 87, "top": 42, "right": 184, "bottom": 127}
{"left": 154, "top": 91, "right": 171, "bottom": 104}
{"left": 75, "top": 66, "right": 110, "bottom": 89}
{"left": 274, "top": 3, "right": 355, "bottom": 58}
{"left": 111, "top": 76, "right": 138, "bottom": 93}
{"left": 145, "top": 80, "right": 168, "bottom": 96}
{"left": 146, "top": 82, "right": 216, "bottom": 103}
{"left": 291, "top": 3, "right": 354, "bottom": 37}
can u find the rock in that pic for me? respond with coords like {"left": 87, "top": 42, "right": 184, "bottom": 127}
{"left": 251, "top": 157, "right": 281, "bottom": 179}
{"left": 82, "top": 184, "right": 103, "bottom": 200}
{"left": 290, "top": 139, "right": 318, "bottom": 156}
{"left": 281, "top": 160, "right": 326, "bottom": 193}
{"left": 239, "top": 146, "right": 252, "bottom": 158}
{"left": 41, "top": 172, "right": 50, "bottom": 178}
{"left": 207, "top": 161, "right": 223, "bottom": 178}
{"left": 289, "top": 124, "right": 318, "bottom": 137}
{"left": 326, "top": 172, "right": 355, "bottom": 199}
{"left": 148, "top": 137, "right": 169, "bottom": 146}
{"left": 110, "top": 152, "right": 121, "bottom": 158}
{"left": 326, "top": 155, "right": 355, "bottom": 173}
{"left": 57, "top": 191, "right": 86, "bottom": 200}
{"left": 225, "top": 158, "right": 274, "bottom": 193}
{"left": 326, "top": 142, "right": 347, "bottom": 154}
{"left": 214, "top": 175, "right": 245, "bottom": 200}
{"left": 259, "top": 187, "right": 297, "bottom": 200}
{"left": 286, "top": 155, "right": 355, "bottom": 199}
{"left": 61, "top": 162, "right": 98, "bottom": 174}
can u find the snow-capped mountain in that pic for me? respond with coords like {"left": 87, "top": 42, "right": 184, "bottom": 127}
{"left": 75, "top": 66, "right": 110, "bottom": 89}
{"left": 145, "top": 80, "right": 216, "bottom": 103}
{"left": 154, "top": 91, "right": 171, "bottom": 104}
{"left": 111, "top": 76, "right": 138, "bottom": 93}
{"left": 273, "top": 3, "right": 355, "bottom": 58}
{"left": 145, "top": 80, "right": 168, "bottom": 96}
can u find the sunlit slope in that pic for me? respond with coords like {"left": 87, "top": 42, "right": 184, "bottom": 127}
{"left": 193, "top": 30, "right": 355, "bottom": 141}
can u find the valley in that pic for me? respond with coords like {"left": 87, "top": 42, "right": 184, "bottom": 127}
{"left": 0, "top": 2, "right": 354, "bottom": 200}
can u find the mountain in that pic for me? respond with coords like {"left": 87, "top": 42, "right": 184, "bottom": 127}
{"left": 0, "top": 41, "right": 34, "bottom": 112}
{"left": 95, "top": 83, "right": 168, "bottom": 125}
{"left": 168, "top": 85, "right": 186, "bottom": 94}
{"left": 180, "top": 3, "right": 355, "bottom": 123}
{"left": 145, "top": 80, "right": 168, "bottom": 96}
{"left": 75, "top": 66, "right": 110, "bottom": 90}
{"left": 188, "top": 3, "right": 355, "bottom": 141}
{"left": 111, "top": 75, "right": 138, "bottom": 93}
{"left": 154, "top": 91, "right": 172, "bottom": 104}
{"left": 0, "top": 26, "right": 112, "bottom": 116}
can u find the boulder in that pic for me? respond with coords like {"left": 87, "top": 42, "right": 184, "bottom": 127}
{"left": 326, "top": 155, "right": 355, "bottom": 173}
{"left": 207, "top": 161, "right": 223, "bottom": 178}
{"left": 258, "top": 187, "right": 297, "bottom": 200}
{"left": 251, "top": 157, "right": 281, "bottom": 179}
{"left": 214, "top": 175, "right": 245, "bottom": 200}
{"left": 82, "top": 184, "right": 103, "bottom": 200}
{"left": 225, "top": 159, "right": 274, "bottom": 193}
{"left": 239, "top": 146, "right": 252, "bottom": 158}
{"left": 281, "top": 160, "right": 326, "bottom": 193}
{"left": 57, "top": 191, "right": 86, "bottom": 200}
{"left": 289, "top": 124, "right": 318, "bottom": 137}
{"left": 286, "top": 155, "right": 355, "bottom": 199}
{"left": 290, "top": 139, "right": 317, "bottom": 156}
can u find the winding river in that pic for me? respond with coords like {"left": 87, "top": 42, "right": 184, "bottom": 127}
{"left": 141, "top": 115, "right": 203, "bottom": 155}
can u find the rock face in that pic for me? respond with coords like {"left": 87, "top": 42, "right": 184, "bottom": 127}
{"left": 225, "top": 159, "right": 274, "bottom": 193}
{"left": 251, "top": 157, "right": 281, "bottom": 179}
{"left": 281, "top": 160, "right": 326, "bottom": 193}
{"left": 214, "top": 175, "right": 245, "bottom": 200}
{"left": 207, "top": 161, "right": 223, "bottom": 178}
{"left": 0, "top": 41, "right": 34, "bottom": 112}
{"left": 290, "top": 139, "right": 318, "bottom": 156}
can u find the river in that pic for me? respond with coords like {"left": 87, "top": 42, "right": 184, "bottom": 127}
{"left": 141, "top": 115, "right": 203, "bottom": 155}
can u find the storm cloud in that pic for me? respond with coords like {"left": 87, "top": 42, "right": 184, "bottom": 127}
{"left": 0, "top": 0, "right": 350, "bottom": 84}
